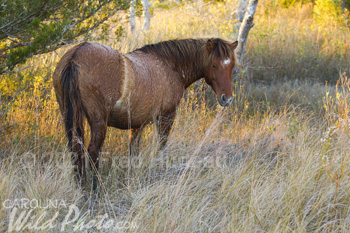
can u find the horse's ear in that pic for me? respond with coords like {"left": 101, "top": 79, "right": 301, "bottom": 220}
{"left": 232, "top": 41, "right": 238, "bottom": 50}
{"left": 206, "top": 39, "right": 216, "bottom": 52}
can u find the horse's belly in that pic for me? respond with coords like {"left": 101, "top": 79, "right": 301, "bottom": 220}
{"left": 107, "top": 99, "right": 156, "bottom": 129}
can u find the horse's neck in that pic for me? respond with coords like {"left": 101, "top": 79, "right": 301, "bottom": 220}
{"left": 128, "top": 41, "right": 206, "bottom": 88}
{"left": 180, "top": 65, "right": 204, "bottom": 88}
{"left": 171, "top": 52, "right": 205, "bottom": 88}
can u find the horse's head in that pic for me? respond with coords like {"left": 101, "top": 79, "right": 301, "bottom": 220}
{"left": 203, "top": 38, "right": 238, "bottom": 107}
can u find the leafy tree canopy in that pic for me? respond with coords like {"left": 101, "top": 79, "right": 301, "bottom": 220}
{"left": 0, "top": 0, "right": 129, "bottom": 74}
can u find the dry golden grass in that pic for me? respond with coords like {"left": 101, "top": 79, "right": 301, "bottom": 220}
{"left": 1, "top": 1, "right": 350, "bottom": 232}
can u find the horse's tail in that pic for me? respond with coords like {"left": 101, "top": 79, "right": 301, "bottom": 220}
{"left": 60, "top": 58, "right": 85, "bottom": 153}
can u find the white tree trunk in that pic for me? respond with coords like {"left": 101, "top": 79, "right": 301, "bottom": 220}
{"left": 234, "top": 0, "right": 248, "bottom": 39}
{"left": 235, "top": 0, "right": 259, "bottom": 63}
{"left": 130, "top": 0, "right": 136, "bottom": 34}
{"left": 142, "top": 0, "right": 151, "bottom": 31}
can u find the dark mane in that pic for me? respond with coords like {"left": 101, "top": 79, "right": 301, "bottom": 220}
{"left": 134, "top": 38, "right": 236, "bottom": 67}
{"left": 134, "top": 39, "right": 205, "bottom": 66}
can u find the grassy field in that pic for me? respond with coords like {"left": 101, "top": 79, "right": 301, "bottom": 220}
{"left": 1, "top": 0, "right": 350, "bottom": 232}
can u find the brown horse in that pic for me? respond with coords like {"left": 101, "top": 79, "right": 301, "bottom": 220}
{"left": 53, "top": 38, "right": 238, "bottom": 189}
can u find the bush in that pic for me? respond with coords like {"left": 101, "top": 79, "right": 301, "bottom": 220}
{"left": 313, "top": 0, "right": 349, "bottom": 27}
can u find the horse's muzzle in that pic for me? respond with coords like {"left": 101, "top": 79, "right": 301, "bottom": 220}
{"left": 218, "top": 94, "right": 233, "bottom": 107}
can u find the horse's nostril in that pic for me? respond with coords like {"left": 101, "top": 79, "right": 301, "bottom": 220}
{"left": 221, "top": 94, "right": 227, "bottom": 102}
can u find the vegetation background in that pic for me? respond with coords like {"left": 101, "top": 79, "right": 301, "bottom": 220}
{"left": 1, "top": 0, "right": 350, "bottom": 232}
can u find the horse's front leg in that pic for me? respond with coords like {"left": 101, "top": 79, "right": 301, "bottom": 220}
{"left": 129, "top": 126, "right": 145, "bottom": 156}
{"left": 156, "top": 111, "right": 176, "bottom": 149}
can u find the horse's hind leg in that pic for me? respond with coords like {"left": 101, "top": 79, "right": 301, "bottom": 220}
{"left": 129, "top": 126, "right": 145, "bottom": 156}
{"left": 62, "top": 101, "right": 86, "bottom": 186}
{"left": 71, "top": 127, "right": 86, "bottom": 186}
{"left": 156, "top": 111, "right": 176, "bottom": 149}
{"left": 66, "top": 122, "right": 86, "bottom": 186}
{"left": 87, "top": 120, "right": 107, "bottom": 190}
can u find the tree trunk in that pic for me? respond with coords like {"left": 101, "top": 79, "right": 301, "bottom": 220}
{"left": 142, "top": 0, "right": 151, "bottom": 31}
{"left": 232, "top": 0, "right": 258, "bottom": 82}
{"left": 130, "top": 0, "right": 136, "bottom": 34}
{"left": 234, "top": 0, "right": 248, "bottom": 40}
{"left": 235, "top": 0, "right": 259, "bottom": 64}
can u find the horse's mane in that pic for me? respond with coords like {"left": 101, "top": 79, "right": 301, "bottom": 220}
{"left": 134, "top": 38, "right": 235, "bottom": 68}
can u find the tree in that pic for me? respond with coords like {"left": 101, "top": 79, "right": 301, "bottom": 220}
{"left": 0, "top": 0, "right": 129, "bottom": 74}
{"left": 130, "top": 0, "right": 137, "bottom": 33}
{"left": 232, "top": 0, "right": 259, "bottom": 80}
{"left": 129, "top": 0, "right": 152, "bottom": 33}
{"left": 142, "top": 0, "right": 151, "bottom": 31}
{"left": 234, "top": 0, "right": 259, "bottom": 64}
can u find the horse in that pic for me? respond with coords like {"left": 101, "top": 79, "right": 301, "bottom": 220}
{"left": 53, "top": 38, "right": 238, "bottom": 189}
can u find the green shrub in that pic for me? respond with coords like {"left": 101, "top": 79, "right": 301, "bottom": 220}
{"left": 314, "top": 0, "right": 349, "bottom": 27}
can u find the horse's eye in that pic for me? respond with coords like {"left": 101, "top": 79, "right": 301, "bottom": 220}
{"left": 212, "top": 65, "right": 216, "bottom": 69}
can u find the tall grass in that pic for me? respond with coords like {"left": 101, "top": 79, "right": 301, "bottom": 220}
{"left": 247, "top": 2, "right": 350, "bottom": 83}
{"left": 1, "top": 1, "right": 350, "bottom": 232}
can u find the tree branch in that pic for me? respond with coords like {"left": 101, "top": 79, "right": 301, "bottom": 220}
{"left": 0, "top": 0, "right": 52, "bottom": 39}
{"left": 0, "top": 1, "right": 124, "bottom": 74}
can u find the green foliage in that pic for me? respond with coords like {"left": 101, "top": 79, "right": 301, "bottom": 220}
{"left": 155, "top": 1, "right": 173, "bottom": 9}
{"left": 278, "top": 0, "right": 312, "bottom": 8}
{"left": 134, "top": 0, "right": 144, "bottom": 17}
{"left": 204, "top": 0, "right": 225, "bottom": 3}
{"left": 0, "top": 0, "right": 129, "bottom": 74}
{"left": 114, "top": 25, "right": 125, "bottom": 41}
{"left": 313, "top": 0, "right": 349, "bottom": 26}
